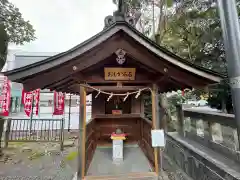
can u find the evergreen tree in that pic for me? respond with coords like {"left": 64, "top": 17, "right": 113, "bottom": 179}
{"left": 0, "top": 0, "right": 36, "bottom": 156}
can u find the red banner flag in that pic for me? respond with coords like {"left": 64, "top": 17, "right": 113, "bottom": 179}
{"left": 53, "top": 91, "right": 65, "bottom": 115}
{"left": 34, "top": 89, "right": 40, "bottom": 115}
{"left": 0, "top": 77, "right": 11, "bottom": 116}
{"left": 22, "top": 89, "right": 40, "bottom": 117}
{"left": 22, "top": 90, "right": 33, "bottom": 117}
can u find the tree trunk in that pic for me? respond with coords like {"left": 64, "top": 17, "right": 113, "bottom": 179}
{"left": 155, "top": 0, "right": 165, "bottom": 44}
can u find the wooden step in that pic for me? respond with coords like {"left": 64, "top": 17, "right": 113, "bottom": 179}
{"left": 83, "top": 172, "right": 158, "bottom": 180}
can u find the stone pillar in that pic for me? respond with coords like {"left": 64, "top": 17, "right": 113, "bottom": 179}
{"left": 112, "top": 139, "right": 124, "bottom": 162}
{"left": 176, "top": 104, "right": 184, "bottom": 136}
{"left": 111, "top": 130, "right": 126, "bottom": 164}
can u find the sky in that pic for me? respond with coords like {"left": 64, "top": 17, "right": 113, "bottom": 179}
{"left": 9, "top": 0, "right": 117, "bottom": 53}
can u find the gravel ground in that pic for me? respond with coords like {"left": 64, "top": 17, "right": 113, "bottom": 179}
{"left": 0, "top": 132, "right": 183, "bottom": 180}
{"left": 0, "top": 136, "right": 78, "bottom": 180}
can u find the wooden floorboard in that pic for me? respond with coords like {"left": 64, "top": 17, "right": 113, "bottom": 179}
{"left": 72, "top": 171, "right": 170, "bottom": 180}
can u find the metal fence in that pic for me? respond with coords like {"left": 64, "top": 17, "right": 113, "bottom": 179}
{"left": 4, "top": 118, "right": 64, "bottom": 151}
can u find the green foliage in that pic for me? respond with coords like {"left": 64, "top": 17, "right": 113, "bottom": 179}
{"left": 143, "top": 93, "right": 152, "bottom": 120}
{"left": 123, "top": 0, "right": 233, "bottom": 112}
{"left": 160, "top": 1, "right": 226, "bottom": 73}
{"left": 167, "top": 91, "right": 185, "bottom": 114}
{"left": 166, "top": 0, "right": 173, "bottom": 7}
{"left": 0, "top": 0, "right": 36, "bottom": 45}
{"left": 0, "top": 24, "right": 8, "bottom": 71}
{"left": 143, "top": 91, "right": 185, "bottom": 120}
{"left": 122, "top": 0, "right": 227, "bottom": 73}
{"left": 65, "top": 151, "right": 78, "bottom": 161}
{"left": 208, "top": 80, "right": 233, "bottom": 113}
{"left": 0, "top": 0, "right": 35, "bottom": 155}
{"left": 113, "top": 0, "right": 147, "bottom": 12}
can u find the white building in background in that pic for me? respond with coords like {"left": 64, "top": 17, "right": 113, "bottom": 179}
{"left": 1, "top": 50, "right": 92, "bottom": 120}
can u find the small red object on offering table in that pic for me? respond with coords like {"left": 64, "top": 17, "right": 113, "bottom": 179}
{"left": 111, "top": 132, "right": 127, "bottom": 140}
{"left": 112, "top": 110, "right": 122, "bottom": 115}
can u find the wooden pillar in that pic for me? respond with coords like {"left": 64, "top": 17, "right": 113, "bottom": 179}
{"left": 140, "top": 94, "right": 145, "bottom": 117}
{"left": 77, "top": 85, "right": 86, "bottom": 180}
{"left": 151, "top": 84, "right": 160, "bottom": 174}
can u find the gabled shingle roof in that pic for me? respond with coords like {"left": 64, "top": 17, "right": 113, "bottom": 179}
{"left": 3, "top": 21, "right": 225, "bottom": 83}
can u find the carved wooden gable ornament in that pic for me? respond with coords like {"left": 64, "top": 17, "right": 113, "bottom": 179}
{"left": 115, "top": 48, "right": 126, "bottom": 65}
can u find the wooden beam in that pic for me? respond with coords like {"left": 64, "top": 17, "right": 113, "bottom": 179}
{"left": 154, "top": 75, "right": 167, "bottom": 84}
{"left": 22, "top": 36, "right": 121, "bottom": 91}
{"left": 151, "top": 84, "right": 160, "bottom": 175}
{"left": 55, "top": 83, "right": 80, "bottom": 94}
{"left": 167, "top": 77, "right": 189, "bottom": 88}
{"left": 42, "top": 76, "right": 73, "bottom": 89}
{"left": 22, "top": 37, "right": 207, "bottom": 93}
{"left": 42, "top": 72, "right": 84, "bottom": 90}
{"left": 54, "top": 81, "right": 77, "bottom": 91}
{"left": 80, "top": 54, "right": 158, "bottom": 75}
{"left": 73, "top": 71, "right": 156, "bottom": 84}
{"left": 156, "top": 76, "right": 188, "bottom": 92}
{"left": 122, "top": 38, "right": 208, "bottom": 87}
{"left": 77, "top": 85, "right": 86, "bottom": 179}
{"left": 85, "top": 85, "right": 147, "bottom": 92}
{"left": 52, "top": 80, "right": 75, "bottom": 90}
{"left": 129, "top": 58, "right": 157, "bottom": 74}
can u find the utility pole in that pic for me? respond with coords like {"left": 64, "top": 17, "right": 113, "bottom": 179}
{"left": 29, "top": 93, "right": 35, "bottom": 135}
{"left": 217, "top": 0, "right": 240, "bottom": 149}
{"left": 68, "top": 94, "right": 72, "bottom": 132}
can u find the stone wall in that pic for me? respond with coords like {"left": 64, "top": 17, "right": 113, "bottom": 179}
{"left": 164, "top": 134, "right": 238, "bottom": 180}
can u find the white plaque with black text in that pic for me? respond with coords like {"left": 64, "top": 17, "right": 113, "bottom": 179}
{"left": 112, "top": 140, "right": 123, "bottom": 161}
{"left": 151, "top": 129, "right": 165, "bottom": 147}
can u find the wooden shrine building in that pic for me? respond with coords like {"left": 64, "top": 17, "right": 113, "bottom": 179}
{"left": 3, "top": 2, "right": 224, "bottom": 180}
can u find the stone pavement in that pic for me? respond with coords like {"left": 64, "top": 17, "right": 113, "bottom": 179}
{"left": 87, "top": 146, "right": 153, "bottom": 176}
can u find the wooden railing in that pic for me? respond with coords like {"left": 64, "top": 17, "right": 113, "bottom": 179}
{"left": 85, "top": 119, "right": 97, "bottom": 172}
{"left": 139, "top": 118, "right": 154, "bottom": 168}
{"left": 176, "top": 105, "right": 240, "bottom": 162}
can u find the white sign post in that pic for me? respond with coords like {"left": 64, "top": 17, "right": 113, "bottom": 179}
{"left": 151, "top": 129, "right": 165, "bottom": 171}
